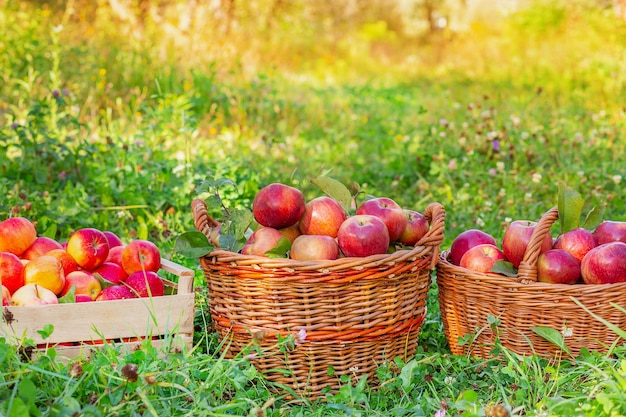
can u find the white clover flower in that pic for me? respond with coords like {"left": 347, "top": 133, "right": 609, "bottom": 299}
{"left": 524, "top": 193, "right": 533, "bottom": 202}
{"left": 496, "top": 162, "right": 505, "bottom": 172}
{"left": 487, "top": 131, "right": 499, "bottom": 140}
{"left": 532, "top": 173, "right": 542, "bottom": 183}
{"left": 510, "top": 115, "right": 521, "bottom": 126}
{"left": 613, "top": 175, "right": 622, "bottom": 185}
{"left": 117, "top": 211, "right": 126, "bottom": 218}
{"left": 499, "top": 188, "right": 506, "bottom": 197}
{"left": 521, "top": 132, "right": 530, "bottom": 140}
{"left": 561, "top": 325, "right": 573, "bottom": 338}
{"left": 444, "top": 376, "right": 456, "bottom": 385}
{"left": 476, "top": 218, "right": 485, "bottom": 227}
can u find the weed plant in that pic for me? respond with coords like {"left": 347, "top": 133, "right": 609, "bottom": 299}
{"left": 1, "top": 0, "right": 626, "bottom": 415}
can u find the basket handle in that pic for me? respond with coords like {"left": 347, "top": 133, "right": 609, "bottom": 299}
{"left": 516, "top": 206, "right": 559, "bottom": 283}
{"left": 192, "top": 198, "right": 220, "bottom": 238}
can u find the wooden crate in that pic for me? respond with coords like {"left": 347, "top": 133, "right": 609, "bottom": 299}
{"left": 1, "top": 259, "right": 195, "bottom": 359}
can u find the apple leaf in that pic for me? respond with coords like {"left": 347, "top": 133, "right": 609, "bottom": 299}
{"left": 531, "top": 326, "right": 572, "bottom": 356}
{"left": 581, "top": 204, "right": 603, "bottom": 231}
{"left": 264, "top": 237, "right": 292, "bottom": 258}
{"left": 174, "top": 231, "right": 214, "bottom": 258}
{"left": 226, "top": 208, "right": 254, "bottom": 240}
{"left": 558, "top": 181, "right": 584, "bottom": 234}
{"left": 489, "top": 260, "right": 518, "bottom": 277}
{"left": 310, "top": 175, "right": 352, "bottom": 213}
{"left": 93, "top": 273, "right": 117, "bottom": 290}
{"left": 42, "top": 223, "right": 57, "bottom": 239}
{"left": 58, "top": 285, "right": 76, "bottom": 304}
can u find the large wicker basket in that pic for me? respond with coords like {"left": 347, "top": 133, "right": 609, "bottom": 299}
{"left": 192, "top": 199, "right": 445, "bottom": 398}
{"left": 437, "top": 206, "right": 626, "bottom": 359}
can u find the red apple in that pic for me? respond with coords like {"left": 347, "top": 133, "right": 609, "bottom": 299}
{"left": 398, "top": 210, "right": 429, "bottom": 246}
{"left": 75, "top": 294, "right": 94, "bottom": 303}
{"left": 298, "top": 196, "right": 347, "bottom": 237}
{"left": 66, "top": 228, "right": 110, "bottom": 270}
{"left": 241, "top": 227, "right": 284, "bottom": 256}
{"left": 448, "top": 229, "right": 497, "bottom": 266}
{"left": 22, "top": 236, "right": 64, "bottom": 260}
{"left": 459, "top": 243, "right": 506, "bottom": 273}
{"left": 121, "top": 240, "right": 161, "bottom": 275}
{"left": 0, "top": 217, "right": 37, "bottom": 256}
{"left": 1, "top": 285, "right": 10, "bottom": 306}
{"left": 61, "top": 270, "right": 102, "bottom": 300}
{"left": 252, "top": 183, "right": 306, "bottom": 229}
{"left": 0, "top": 251, "right": 25, "bottom": 294}
{"left": 290, "top": 234, "right": 340, "bottom": 261}
{"left": 96, "top": 285, "right": 134, "bottom": 301}
{"left": 581, "top": 242, "right": 626, "bottom": 284}
{"left": 103, "top": 231, "right": 124, "bottom": 248}
{"left": 92, "top": 262, "right": 128, "bottom": 284}
{"left": 356, "top": 197, "right": 407, "bottom": 242}
{"left": 105, "top": 245, "right": 125, "bottom": 266}
{"left": 537, "top": 249, "right": 581, "bottom": 284}
{"left": 45, "top": 249, "right": 80, "bottom": 276}
{"left": 593, "top": 221, "right": 626, "bottom": 245}
{"left": 279, "top": 223, "right": 301, "bottom": 243}
{"left": 23, "top": 255, "right": 66, "bottom": 295}
{"left": 125, "top": 270, "right": 164, "bottom": 297}
{"left": 337, "top": 215, "right": 390, "bottom": 258}
{"left": 553, "top": 228, "right": 597, "bottom": 262}
{"left": 11, "top": 283, "right": 59, "bottom": 306}
{"left": 502, "top": 220, "right": 553, "bottom": 269}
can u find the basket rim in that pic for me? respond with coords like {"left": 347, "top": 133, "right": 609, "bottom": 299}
{"left": 193, "top": 198, "right": 446, "bottom": 271}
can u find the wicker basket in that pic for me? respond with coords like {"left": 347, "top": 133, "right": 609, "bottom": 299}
{"left": 192, "top": 199, "right": 445, "bottom": 398}
{"left": 437, "top": 206, "right": 626, "bottom": 359}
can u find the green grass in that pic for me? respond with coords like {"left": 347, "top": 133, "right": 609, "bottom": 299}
{"left": 2, "top": 0, "right": 626, "bottom": 415}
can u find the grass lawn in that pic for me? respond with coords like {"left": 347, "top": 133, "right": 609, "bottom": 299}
{"left": 1, "top": 1, "right": 626, "bottom": 416}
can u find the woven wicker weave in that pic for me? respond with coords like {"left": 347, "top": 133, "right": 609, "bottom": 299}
{"left": 192, "top": 199, "right": 445, "bottom": 397}
{"left": 437, "top": 206, "right": 626, "bottom": 359}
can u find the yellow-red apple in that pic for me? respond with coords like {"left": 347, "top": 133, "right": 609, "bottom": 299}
{"left": 23, "top": 255, "right": 65, "bottom": 295}
{"left": 279, "top": 223, "right": 301, "bottom": 243}
{"left": 252, "top": 183, "right": 306, "bottom": 229}
{"left": 22, "top": 236, "right": 63, "bottom": 260}
{"left": 121, "top": 240, "right": 161, "bottom": 275}
{"left": 105, "top": 245, "right": 125, "bottom": 266}
{"left": 61, "top": 270, "right": 102, "bottom": 300}
{"left": 11, "top": 283, "right": 59, "bottom": 306}
{"left": 290, "top": 234, "right": 340, "bottom": 261}
{"left": 241, "top": 227, "right": 284, "bottom": 256}
{"left": 0, "top": 251, "right": 25, "bottom": 294}
{"left": 66, "top": 228, "right": 110, "bottom": 270}
{"left": 459, "top": 243, "right": 506, "bottom": 273}
{"left": 337, "top": 215, "right": 390, "bottom": 257}
{"left": 298, "top": 196, "right": 347, "bottom": 238}
{"left": 45, "top": 249, "right": 80, "bottom": 276}
{"left": 0, "top": 217, "right": 37, "bottom": 256}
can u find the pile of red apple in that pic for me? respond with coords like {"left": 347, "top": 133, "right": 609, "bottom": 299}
{"left": 234, "top": 183, "right": 430, "bottom": 260}
{"left": 0, "top": 217, "right": 166, "bottom": 306}
{"left": 449, "top": 219, "right": 626, "bottom": 284}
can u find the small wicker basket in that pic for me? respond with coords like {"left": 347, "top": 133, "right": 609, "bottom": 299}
{"left": 192, "top": 199, "right": 445, "bottom": 398}
{"left": 437, "top": 206, "right": 626, "bottom": 359}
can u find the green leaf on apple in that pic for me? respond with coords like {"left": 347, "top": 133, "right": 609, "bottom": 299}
{"left": 558, "top": 181, "right": 585, "bottom": 234}
{"left": 531, "top": 325, "right": 572, "bottom": 356}
{"left": 93, "top": 273, "right": 118, "bottom": 290}
{"left": 489, "top": 260, "right": 518, "bottom": 277}
{"left": 226, "top": 208, "right": 254, "bottom": 240}
{"left": 264, "top": 237, "right": 292, "bottom": 258}
{"left": 310, "top": 175, "right": 352, "bottom": 214}
{"left": 58, "top": 285, "right": 76, "bottom": 304}
{"left": 581, "top": 204, "right": 603, "bottom": 231}
{"left": 174, "top": 231, "right": 214, "bottom": 258}
{"left": 42, "top": 223, "right": 57, "bottom": 239}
